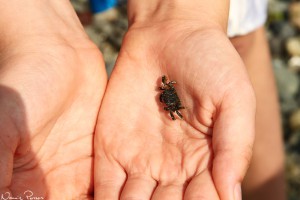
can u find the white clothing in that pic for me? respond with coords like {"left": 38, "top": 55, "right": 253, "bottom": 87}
{"left": 228, "top": 0, "right": 268, "bottom": 37}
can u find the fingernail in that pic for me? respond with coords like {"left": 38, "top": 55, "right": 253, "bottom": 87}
{"left": 234, "top": 183, "right": 242, "bottom": 200}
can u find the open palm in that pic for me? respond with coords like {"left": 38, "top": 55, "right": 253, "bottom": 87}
{"left": 95, "top": 24, "right": 255, "bottom": 200}
{"left": 0, "top": 1, "right": 107, "bottom": 198}
{"left": 0, "top": 39, "right": 106, "bottom": 200}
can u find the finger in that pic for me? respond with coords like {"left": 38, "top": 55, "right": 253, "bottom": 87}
{"left": 0, "top": 139, "right": 14, "bottom": 189}
{"left": 0, "top": 118, "right": 18, "bottom": 189}
{"left": 94, "top": 152, "right": 126, "bottom": 200}
{"left": 151, "top": 183, "right": 185, "bottom": 200}
{"left": 212, "top": 88, "right": 256, "bottom": 200}
{"left": 120, "top": 173, "right": 156, "bottom": 200}
{"left": 184, "top": 169, "right": 220, "bottom": 200}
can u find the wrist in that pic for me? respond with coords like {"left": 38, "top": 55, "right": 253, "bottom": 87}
{"left": 127, "top": 0, "right": 229, "bottom": 32}
{"left": 0, "top": 0, "right": 86, "bottom": 46}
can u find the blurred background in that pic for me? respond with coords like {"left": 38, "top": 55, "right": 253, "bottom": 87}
{"left": 71, "top": 0, "right": 300, "bottom": 199}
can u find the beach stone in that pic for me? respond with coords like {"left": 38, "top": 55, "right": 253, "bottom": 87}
{"left": 290, "top": 110, "right": 300, "bottom": 130}
{"left": 281, "top": 98, "right": 298, "bottom": 113}
{"left": 286, "top": 153, "right": 300, "bottom": 199}
{"left": 84, "top": 25, "right": 105, "bottom": 47}
{"left": 289, "top": 2, "right": 300, "bottom": 29}
{"left": 101, "top": 43, "right": 118, "bottom": 76}
{"left": 269, "top": 36, "right": 284, "bottom": 56}
{"left": 93, "top": 8, "right": 119, "bottom": 23}
{"left": 273, "top": 59, "right": 299, "bottom": 99}
{"left": 287, "top": 130, "right": 300, "bottom": 150}
{"left": 286, "top": 154, "right": 300, "bottom": 178}
{"left": 286, "top": 37, "right": 300, "bottom": 56}
{"left": 280, "top": 23, "right": 296, "bottom": 39}
{"left": 288, "top": 56, "right": 300, "bottom": 72}
{"left": 269, "top": 0, "right": 288, "bottom": 21}
{"left": 71, "top": 0, "right": 89, "bottom": 12}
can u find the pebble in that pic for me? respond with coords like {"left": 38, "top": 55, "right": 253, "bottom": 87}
{"left": 71, "top": 0, "right": 90, "bottom": 12}
{"left": 273, "top": 59, "right": 300, "bottom": 99}
{"left": 93, "top": 8, "right": 119, "bottom": 22}
{"left": 288, "top": 56, "right": 300, "bottom": 72}
{"left": 280, "top": 23, "right": 296, "bottom": 39}
{"left": 289, "top": 2, "right": 300, "bottom": 29}
{"left": 286, "top": 153, "right": 300, "bottom": 199}
{"left": 287, "top": 130, "right": 300, "bottom": 149}
{"left": 286, "top": 37, "right": 300, "bottom": 56}
{"left": 290, "top": 110, "right": 300, "bottom": 130}
{"left": 269, "top": 35, "right": 284, "bottom": 56}
{"left": 281, "top": 98, "right": 298, "bottom": 113}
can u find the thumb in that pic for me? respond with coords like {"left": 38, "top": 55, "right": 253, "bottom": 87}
{"left": 212, "top": 86, "right": 256, "bottom": 200}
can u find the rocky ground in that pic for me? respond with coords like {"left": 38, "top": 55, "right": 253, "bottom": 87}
{"left": 71, "top": 0, "right": 300, "bottom": 199}
{"left": 269, "top": 0, "right": 300, "bottom": 199}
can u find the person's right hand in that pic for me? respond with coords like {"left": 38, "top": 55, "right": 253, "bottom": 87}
{"left": 94, "top": 13, "right": 256, "bottom": 200}
{"left": 0, "top": 1, "right": 106, "bottom": 199}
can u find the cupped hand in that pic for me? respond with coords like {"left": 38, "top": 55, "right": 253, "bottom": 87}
{"left": 0, "top": 1, "right": 106, "bottom": 199}
{"left": 95, "top": 22, "right": 255, "bottom": 200}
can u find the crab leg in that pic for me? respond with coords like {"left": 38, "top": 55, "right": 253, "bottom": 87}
{"left": 162, "top": 75, "right": 168, "bottom": 85}
{"left": 175, "top": 110, "right": 183, "bottom": 119}
{"left": 169, "top": 111, "right": 176, "bottom": 120}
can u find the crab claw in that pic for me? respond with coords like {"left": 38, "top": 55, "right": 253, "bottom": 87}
{"left": 162, "top": 75, "right": 167, "bottom": 85}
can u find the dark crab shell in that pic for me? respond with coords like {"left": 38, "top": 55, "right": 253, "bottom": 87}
{"left": 160, "top": 88, "right": 183, "bottom": 110}
{"left": 159, "top": 75, "right": 185, "bottom": 120}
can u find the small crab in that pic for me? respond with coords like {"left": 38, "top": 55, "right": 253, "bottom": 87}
{"left": 159, "top": 75, "right": 185, "bottom": 120}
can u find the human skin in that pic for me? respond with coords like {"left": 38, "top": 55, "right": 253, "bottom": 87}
{"left": 94, "top": 1, "right": 256, "bottom": 199}
{"left": 0, "top": 0, "right": 107, "bottom": 199}
{"left": 231, "top": 28, "right": 286, "bottom": 200}
{"left": 0, "top": 1, "right": 281, "bottom": 200}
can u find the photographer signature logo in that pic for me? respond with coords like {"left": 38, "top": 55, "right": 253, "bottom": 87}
{"left": 1, "top": 190, "right": 44, "bottom": 200}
